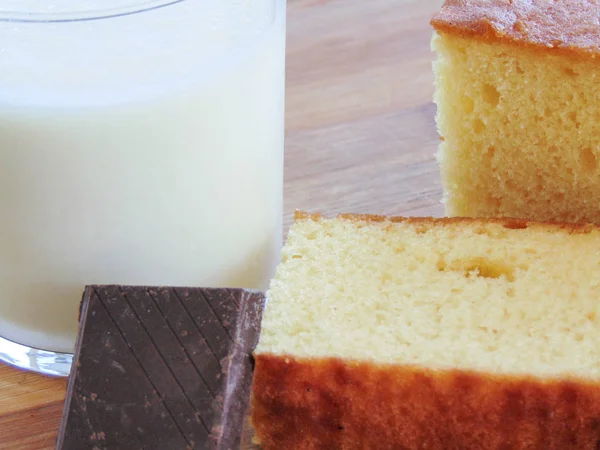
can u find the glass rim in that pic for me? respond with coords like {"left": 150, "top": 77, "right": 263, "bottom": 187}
{"left": 0, "top": 0, "right": 185, "bottom": 23}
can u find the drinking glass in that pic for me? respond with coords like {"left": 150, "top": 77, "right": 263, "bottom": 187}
{"left": 0, "top": 0, "right": 286, "bottom": 376}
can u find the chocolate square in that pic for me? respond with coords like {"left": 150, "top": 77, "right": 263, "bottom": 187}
{"left": 57, "top": 285, "right": 264, "bottom": 450}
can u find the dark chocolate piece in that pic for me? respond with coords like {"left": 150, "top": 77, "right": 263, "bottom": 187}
{"left": 57, "top": 285, "right": 265, "bottom": 450}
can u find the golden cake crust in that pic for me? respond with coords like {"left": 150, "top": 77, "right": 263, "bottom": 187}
{"left": 294, "top": 210, "right": 598, "bottom": 235}
{"left": 251, "top": 354, "right": 600, "bottom": 450}
{"left": 431, "top": 0, "right": 600, "bottom": 59}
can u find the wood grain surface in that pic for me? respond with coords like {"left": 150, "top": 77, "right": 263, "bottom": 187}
{"left": 0, "top": 0, "right": 444, "bottom": 448}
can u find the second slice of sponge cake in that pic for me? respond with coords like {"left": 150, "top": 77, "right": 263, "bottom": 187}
{"left": 251, "top": 211, "right": 600, "bottom": 449}
{"left": 432, "top": 0, "right": 600, "bottom": 224}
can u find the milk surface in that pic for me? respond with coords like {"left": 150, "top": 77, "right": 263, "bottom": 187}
{"left": 0, "top": 0, "right": 285, "bottom": 352}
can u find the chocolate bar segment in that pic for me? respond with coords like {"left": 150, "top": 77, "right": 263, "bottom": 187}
{"left": 57, "top": 285, "right": 265, "bottom": 450}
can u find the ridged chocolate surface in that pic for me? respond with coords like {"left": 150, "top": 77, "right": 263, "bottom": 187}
{"left": 57, "top": 285, "right": 264, "bottom": 450}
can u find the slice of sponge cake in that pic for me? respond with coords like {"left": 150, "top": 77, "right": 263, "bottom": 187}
{"left": 431, "top": 0, "right": 600, "bottom": 224}
{"left": 251, "top": 211, "right": 600, "bottom": 449}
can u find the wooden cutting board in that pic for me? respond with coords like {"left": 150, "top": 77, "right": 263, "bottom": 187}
{"left": 0, "top": 0, "right": 444, "bottom": 448}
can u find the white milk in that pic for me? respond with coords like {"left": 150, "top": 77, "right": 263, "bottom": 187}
{"left": 0, "top": 0, "right": 285, "bottom": 353}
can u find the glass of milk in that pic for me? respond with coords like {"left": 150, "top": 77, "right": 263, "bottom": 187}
{"left": 0, "top": 0, "right": 286, "bottom": 376}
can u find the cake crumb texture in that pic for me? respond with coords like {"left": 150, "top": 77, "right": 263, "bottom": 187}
{"left": 432, "top": 26, "right": 600, "bottom": 223}
{"left": 256, "top": 214, "right": 600, "bottom": 377}
{"left": 251, "top": 213, "right": 600, "bottom": 449}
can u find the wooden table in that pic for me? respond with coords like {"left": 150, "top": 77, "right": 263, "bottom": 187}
{"left": 0, "top": 0, "right": 444, "bottom": 448}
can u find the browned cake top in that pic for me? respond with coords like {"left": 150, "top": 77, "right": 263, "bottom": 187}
{"left": 431, "top": 0, "right": 600, "bottom": 59}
